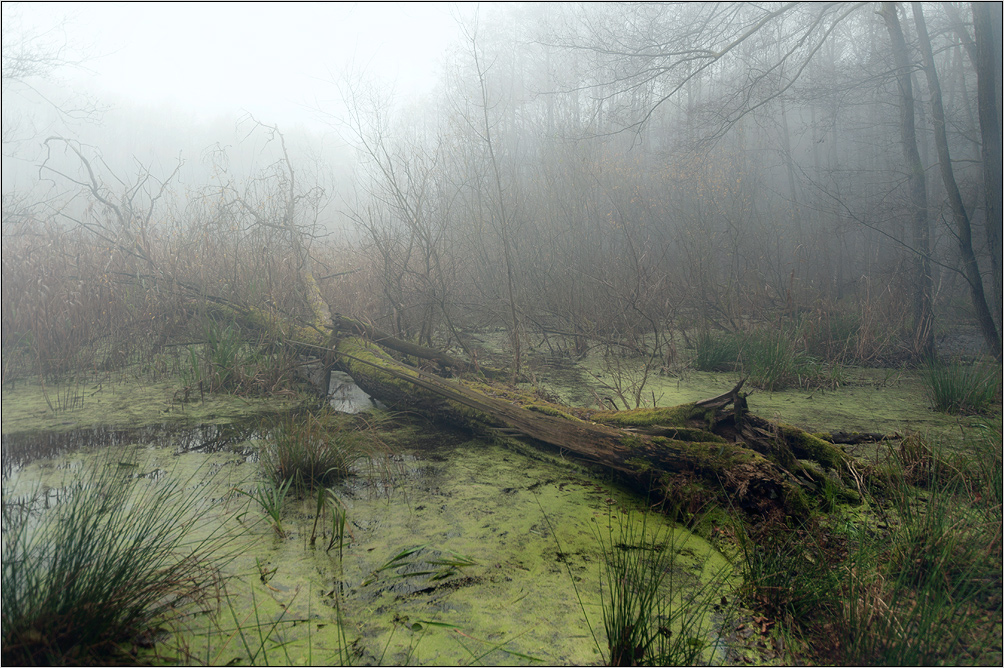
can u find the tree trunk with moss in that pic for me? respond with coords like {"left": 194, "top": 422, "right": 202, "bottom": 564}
{"left": 228, "top": 225, "right": 863, "bottom": 523}
{"left": 332, "top": 335, "right": 862, "bottom": 522}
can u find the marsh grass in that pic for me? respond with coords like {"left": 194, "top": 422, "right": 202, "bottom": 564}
{"left": 734, "top": 519, "right": 841, "bottom": 626}
{"left": 964, "top": 422, "right": 1003, "bottom": 533}
{"left": 307, "top": 487, "right": 350, "bottom": 557}
{"left": 259, "top": 408, "right": 368, "bottom": 495}
{"left": 693, "top": 331, "right": 740, "bottom": 372}
{"left": 921, "top": 357, "right": 1000, "bottom": 414}
{"left": 234, "top": 477, "right": 294, "bottom": 538}
{"left": 1, "top": 456, "right": 229, "bottom": 665}
{"left": 740, "top": 329, "right": 802, "bottom": 391}
{"left": 736, "top": 428, "right": 1003, "bottom": 666}
{"left": 176, "top": 585, "right": 306, "bottom": 667}
{"left": 362, "top": 544, "right": 478, "bottom": 587}
{"left": 39, "top": 375, "right": 87, "bottom": 415}
{"left": 693, "top": 328, "right": 839, "bottom": 391}
{"left": 180, "top": 317, "right": 296, "bottom": 400}
{"left": 800, "top": 309, "right": 860, "bottom": 362}
{"left": 596, "top": 512, "right": 729, "bottom": 666}
{"left": 836, "top": 434, "right": 1002, "bottom": 665}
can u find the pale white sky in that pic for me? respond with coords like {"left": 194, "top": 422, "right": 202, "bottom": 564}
{"left": 12, "top": 2, "right": 463, "bottom": 129}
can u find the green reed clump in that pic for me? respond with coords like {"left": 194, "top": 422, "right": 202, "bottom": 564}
{"left": 694, "top": 328, "right": 836, "bottom": 391}
{"left": 598, "top": 512, "right": 726, "bottom": 666}
{"left": 258, "top": 409, "right": 366, "bottom": 494}
{"left": 921, "top": 357, "right": 1000, "bottom": 414}
{"left": 180, "top": 317, "right": 294, "bottom": 399}
{"left": 1, "top": 458, "right": 226, "bottom": 666}
{"left": 836, "top": 435, "right": 1002, "bottom": 665}
{"left": 740, "top": 329, "right": 805, "bottom": 391}
{"left": 693, "top": 331, "right": 741, "bottom": 372}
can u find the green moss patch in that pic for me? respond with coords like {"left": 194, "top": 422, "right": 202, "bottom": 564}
{"left": 590, "top": 404, "right": 706, "bottom": 428}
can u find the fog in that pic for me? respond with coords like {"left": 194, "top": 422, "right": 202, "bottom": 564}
{"left": 4, "top": 2, "right": 462, "bottom": 230}
{"left": 5, "top": 2, "right": 455, "bottom": 123}
{"left": 3, "top": 1, "right": 1002, "bottom": 360}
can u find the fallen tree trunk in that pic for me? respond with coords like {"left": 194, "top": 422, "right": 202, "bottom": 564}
{"left": 212, "top": 262, "right": 864, "bottom": 522}
{"left": 330, "top": 314, "right": 478, "bottom": 373}
{"left": 333, "top": 335, "right": 863, "bottom": 522}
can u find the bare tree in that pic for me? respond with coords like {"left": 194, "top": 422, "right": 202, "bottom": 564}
{"left": 912, "top": 2, "right": 1000, "bottom": 358}
{"left": 879, "top": 2, "right": 935, "bottom": 358}
{"left": 450, "top": 15, "right": 527, "bottom": 379}
{"left": 2, "top": 4, "right": 98, "bottom": 153}
{"left": 971, "top": 1, "right": 1003, "bottom": 334}
{"left": 39, "top": 136, "right": 182, "bottom": 274}
{"left": 328, "top": 74, "right": 471, "bottom": 353}
{"left": 543, "top": 3, "right": 868, "bottom": 142}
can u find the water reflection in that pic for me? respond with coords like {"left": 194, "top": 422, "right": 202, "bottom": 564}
{"left": 328, "top": 370, "right": 384, "bottom": 413}
{"left": 1, "top": 422, "right": 261, "bottom": 478}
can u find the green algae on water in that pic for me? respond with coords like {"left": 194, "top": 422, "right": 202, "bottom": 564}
{"left": 1, "top": 374, "right": 307, "bottom": 436}
{"left": 2, "top": 421, "right": 735, "bottom": 666}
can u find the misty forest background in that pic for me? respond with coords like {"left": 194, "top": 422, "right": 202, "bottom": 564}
{"left": 2, "top": 2, "right": 1001, "bottom": 386}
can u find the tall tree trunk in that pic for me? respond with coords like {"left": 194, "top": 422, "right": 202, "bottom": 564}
{"left": 880, "top": 2, "right": 935, "bottom": 359}
{"left": 972, "top": 2, "right": 1004, "bottom": 340}
{"left": 912, "top": 3, "right": 1002, "bottom": 359}
{"left": 468, "top": 27, "right": 524, "bottom": 380}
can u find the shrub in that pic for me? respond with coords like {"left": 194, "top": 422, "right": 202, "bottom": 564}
{"left": 922, "top": 358, "right": 1000, "bottom": 414}
{"left": 1, "top": 457, "right": 225, "bottom": 665}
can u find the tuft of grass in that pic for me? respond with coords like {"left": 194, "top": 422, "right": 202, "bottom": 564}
{"left": 740, "top": 329, "right": 802, "bottom": 392}
{"left": 693, "top": 331, "right": 741, "bottom": 372}
{"left": 180, "top": 317, "right": 295, "bottom": 400}
{"left": 693, "top": 328, "right": 839, "bottom": 391}
{"left": 1, "top": 457, "right": 227, "bottom": 666}
{"left": 597, "top": 512, "right": 728, "bottom": 666}
{"left": 234, "top": 477, "right": 293, "bottom": 538}
{"left": 836, "top": 437, "right": 1001, "bottom": 665}
{"left": 921, "top": 357, "right": 1000, "bottom": 415}
{"left": 258, "top": 409, "right": 366, "bottom": 494}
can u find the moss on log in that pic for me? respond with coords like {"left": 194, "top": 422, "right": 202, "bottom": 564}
{"left": 333, "top": 335, "right": 860, "bottom": 521}
{"left": 211, "top": 277, "right": 861, "bottom": 522}
{"left": 330, "top": 314, "right": 512, "bottom": 379}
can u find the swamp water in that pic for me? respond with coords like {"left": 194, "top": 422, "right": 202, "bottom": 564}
{"left": 4, "top": 356, "right": 988, "bottom": 665}
{"left": 2, "top": 412, "right": 732, "bottom": 666}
